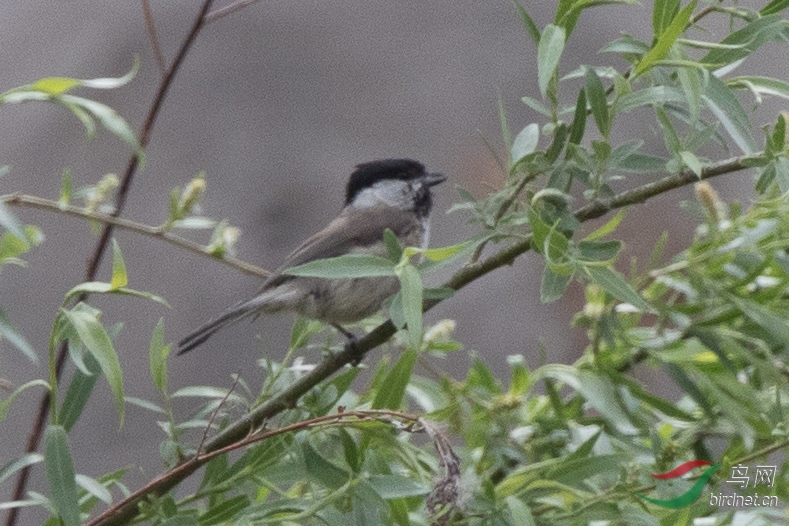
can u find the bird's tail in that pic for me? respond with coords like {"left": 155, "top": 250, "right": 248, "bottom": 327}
{"left": 177, "top": 299, "right": 260, "bottom": 355}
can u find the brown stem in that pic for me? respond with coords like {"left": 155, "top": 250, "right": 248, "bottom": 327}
{"left": 1, "top": 194, "right": 270, "bottom": 278}
{"left": 4, "top": 2, "right": 216, "bottom": 525}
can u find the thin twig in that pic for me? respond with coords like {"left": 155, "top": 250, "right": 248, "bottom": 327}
{"left": 84, "top": 153, "right": 756, "bottom": 526}
{"left": 196, "top": 375, "right": 241, "bottom": 455}
{"left": 4, "top": 2, "right": 217, "bottom": 525}
{"left": 1, "top": 193, "right": 270, "bottom": 278}
{"left": 205, "top": 0, "right": 264, "bottom": 24}
{"left": 141, "top": 0, "right": 167, "bottom": 76}
{"left": 87, "top": 410, "right": 427, "bottom": 526}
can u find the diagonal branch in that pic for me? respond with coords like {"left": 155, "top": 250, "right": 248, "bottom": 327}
{"left": 4, "top": 2, "right": 217, "bottom": 525}
{"left": 86, "top": 153, "right": 756, "bottom": 526}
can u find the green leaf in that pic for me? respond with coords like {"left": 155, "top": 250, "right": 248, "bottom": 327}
{"left": 397, "top": 264, "right": 423, "bottom": 348}
{"left": 0, "top": 453, "right": 44, "bottom": 486}
{"left": 110, "top": 238, "right": 128, "bottom": 290}
{"left": 635, "top": 0, "right": 698, "bottom": 76}
{"left": 582, "top": 265, "right": 653, "bottom": 312}
{"left": 368, "top": 475, "right": 430, "bottom": 499}
{"left": 617, "top": 86, "right": 685, "bottom": 113}
{"left": 762, "top": 0, "right": 789, "bottom": 15}
{"left": 583, "top": 209, "right": 625, "bottom": 241}
{"left": 727, "top": 295, "right": 789, "bottom": 343}
{"left": 537, "top": 25, "right": 566, "bottom": 99}
{"left": 383, "top": 228, "right": 402, "bottom": 262}
{"left": 284, "top": 254, "right": 396, "bottom": 279}
{"left": 729, "top": 75, "right": 789, "bottom": 102}
{"left": 568, "top": 89, "right": 587, "bottom": 145}
{"left": 301, "top": 441, "right": 350, "bottom": 490}
{"left": 198, "top": 495, "right": 250, "bottom": 525}
{"left": 0, "top": 307, "right": 38, "bottom": 364}
{"left": 421, "top": 240, "right": 473, "bottom": 262}
{"left": 372, "top": 347, "right": 418, "bottom": 410}
{"left": 506, "top": 496, "right": 537, "bottom": 526}
{"left": 45, "top": 425, "right": 80, "bottom": 526}
{"left": 655, "top": 107, "right": 682, "bottom": 155}
{"left": 679, "top": 150, "right": 703, "bottom": 177}
{"left": 59, "top": 94, "right": 139, "bottom": 151}
{"left": 541, "top": 266, "right": 573, "bottom": 303}
{"left": 652, "top": 0, "right": 679, "bottom": 38}
{"left": 149, "top": 318, "right": 170, "bottom": 394}
{"left": 75, "top": 474, "right": 112, "bottom": 505}
{"left": 0, "top": 201, "right": 26, "bottom": 241}
{"left": 702, "top": 75, "right": 756, "bottom": 154}
{"left": 512, "top": 1, "right": 540, "bottom": 45}
{"left": 0, "top": 379, "right": 50, "bottom": 423}
{"left": 700, "top": 15, "right": 786, "bottom": 67}
{"left": 585, "top": 67, "right": 609, "bottom": 137}
{"left": 511, "top": 123, "right": 540, "bottom": 165}
{"left": 61, "top": 305, "right": 124, "bottom": 426}
{"left": 31, "top": 77, "right": 80, "bottom": 95}
{"left": 59, "top": 352, "right": 101, "bottom": 432}
{"left": 576, "top": 240, "right": 622, "bottom": 263}
{"left": 60, "top": 169, "right": 72, "bottom": 207}
{"left": 576, "top": 371, "right": 639, "bottom": 434}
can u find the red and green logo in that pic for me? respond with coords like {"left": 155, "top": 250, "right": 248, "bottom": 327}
{"left": 636, "top": 460, "right": 722, "bottom": 508}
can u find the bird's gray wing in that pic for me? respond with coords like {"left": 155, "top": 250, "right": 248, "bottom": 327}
{"left": 261, "top": 207, "right": 420, "bottom": 290}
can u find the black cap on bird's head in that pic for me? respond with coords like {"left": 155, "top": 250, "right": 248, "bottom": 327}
{"left": 344, "top": 158, "right": 446, "bottom": 207}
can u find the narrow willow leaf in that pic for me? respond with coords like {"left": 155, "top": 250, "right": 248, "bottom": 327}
{"left": 584, "top": 209, "right": 625, "bottom": 241}
{"left": 31, "top": 77, "right": 80, "bottom": 95}
{"left": 372, "top": 347, "right": 418, "bottom": 410}
{"left": 59, "top": 352, "right": 101, "bottom": 432}
{"left": 635, "top": 0, "right": 698, "bottom": 76}
{"left": 702, "top": 76, "right": 756, "bottom": 154}
{"left": 0, "top": 454, "right": 44, "bottom": 486}
{"left": 109, "top": 238, "right": 128, "bottom": 290}
{"left": 761, "top": 0, "right": 789, "bottom": 15}
{"left": 0, "top": 380, "right": 50, "bottom": 423}
{"left": 585, "top": 67, "right": 609, "bottom": 137}
{"left": 513, "top": 1, "right": 540, "bottom": 45}
{"left": 652, "top": 0, "right": 680, "bottom": 38}
{"left": 537, "top": 25, "right": 566, "bottom": 99}
{"left": 583, "top": 265, "right": 654, "bottom": 312}
{"left": 0, "top": 202, "right": 27, "bottom": 244}
{"left": 383, "top": 228, "right": 402, "bottom": 262}
{"left": 198, "top": 494, "right": 250, "bottom": 525}
{"left": 301, "top": 441, "right": 350, "bottom": 490}
{"left": 397, "top": 264, "right": 423, "bottom": 348}
{"left": 58, "top": 94, "right": 138, "bottom": 151}
{"left": 0, "top": 308, "right": 38, "bottom": 364}
{"left": 568, "top": 89, "right": 587, "bottom": 145}
{"left": 700, "top": 14, "right": 785, "bottom": 67}
{"left": 149, "top": 318, "right": 170, "bottom": 394}
{"left": 679, "top": 151, "right": 703, "bottom": 177}
{"left": 284, "top": 254, "right": 395, "bottom": 279}
{"left": 44, "top": 425, "right": 80, "bottom": 526}
{"left": 729, "top": 75, "right": 789, "bottom": 102}
{"left": 511, "top": 123, "right": 540, "bottom": 165}
{"left": 61, "top": 307, "right": 124, "bottom": 426}
{"left": 617, "top": 86, "right": 685, "bottom": 113}
{"left": 541, "top": 266, "right": 573, "bottom": 303}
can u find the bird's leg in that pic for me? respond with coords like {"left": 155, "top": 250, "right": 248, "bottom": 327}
{"left": 331, "top": 323, "right": 363, "bottom": 365}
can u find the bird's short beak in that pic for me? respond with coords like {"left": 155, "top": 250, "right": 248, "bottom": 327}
{"left": 425, "top": 172, "right": 447, "bottom": 186}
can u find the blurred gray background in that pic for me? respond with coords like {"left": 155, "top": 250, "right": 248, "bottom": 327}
{"left": 0, "top": 1, "right": 778, "bottom": 523}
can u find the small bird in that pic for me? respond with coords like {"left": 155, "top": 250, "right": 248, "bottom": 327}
{"left": 177, "top": 158, "right": 446, "bottom": 355}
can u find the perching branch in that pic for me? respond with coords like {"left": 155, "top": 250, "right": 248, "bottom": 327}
{"left": 86, "top": 153, "right": 756, "bottom": 526}
{"left": 1, "top": 193, "right": 270, "bottom": 278}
